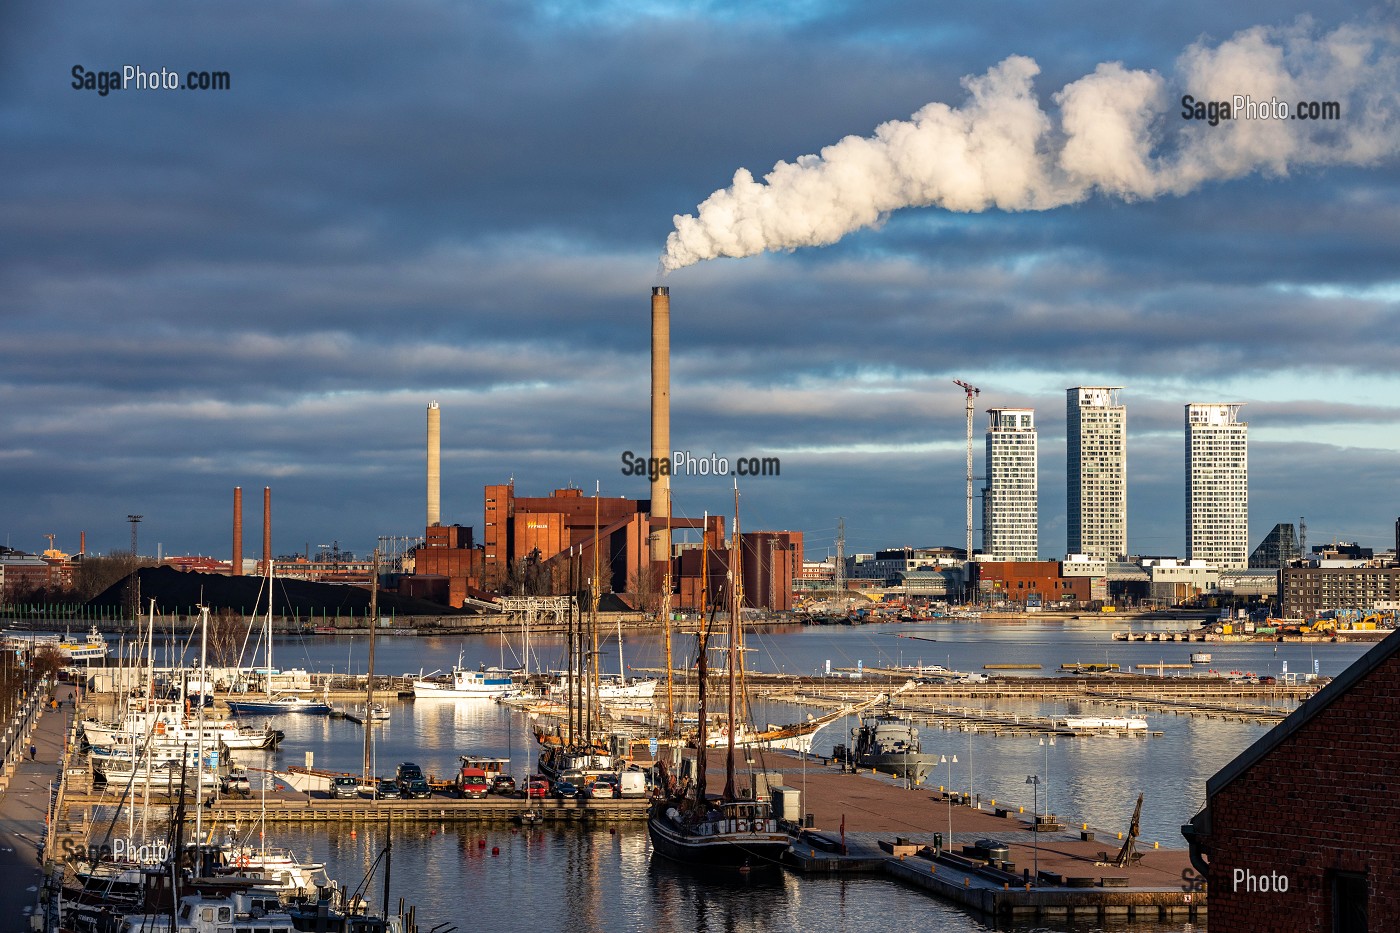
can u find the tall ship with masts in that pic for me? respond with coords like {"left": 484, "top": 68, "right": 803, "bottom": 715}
{"left": 647, "top": 485, "right": 791, "bottom": 871}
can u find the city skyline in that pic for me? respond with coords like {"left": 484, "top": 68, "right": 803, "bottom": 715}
{"left": 3, "top": 3, "right": 1398, "bottom": 562}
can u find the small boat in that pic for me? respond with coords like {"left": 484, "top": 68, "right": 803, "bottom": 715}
{"left": 413, "top": 656, "right": 516, "bottom": 699}
{"left": 368, "top": 704, "right": 390, "bottom": 721}
{"left": 1190, "top": 652, "right": 1213, "bottom": 663}
{"left": 226, "top": 691, "right": 332, "bottom": 715}
{"left": 1063, "top": 716, "right": 1148, "bottom": 731}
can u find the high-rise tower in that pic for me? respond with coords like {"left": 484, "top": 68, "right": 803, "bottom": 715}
{"left": 1066, "top": 387, "right": 1127, "bottom": 560}
{"left": 1186, "top": 403, "right": 1248, "bottom": 570}
{"left": 982, "top": 408, "right": 1038, "bottom": 561}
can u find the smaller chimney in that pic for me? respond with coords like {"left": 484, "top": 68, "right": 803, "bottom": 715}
{"left": 232, "top": 486, "right": 243, "bottom": 576}
{"left": 427, "top": 402, "right": 441, "bottom": 527}
{"left": 262, "top": 486, "right": 272, "bottom": 575}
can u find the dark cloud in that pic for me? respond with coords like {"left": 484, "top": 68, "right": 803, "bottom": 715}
{"left": 2, "top": 1, "right": 1397, "bottom": 557}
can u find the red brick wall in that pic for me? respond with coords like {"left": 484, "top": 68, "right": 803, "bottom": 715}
{"left": 1205, "top": 650, "right": 1400, "bottom": 930}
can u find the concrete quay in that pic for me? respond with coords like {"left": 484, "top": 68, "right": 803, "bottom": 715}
{"left": 764, "top": 750, "right": 1205, "bottom": 922}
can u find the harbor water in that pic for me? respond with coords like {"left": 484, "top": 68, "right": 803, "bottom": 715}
{"left": 117, "top": 619, "right": 1371, "bottom": 931}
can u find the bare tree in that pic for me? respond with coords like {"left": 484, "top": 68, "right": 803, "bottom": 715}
{"left": 32, "top": 645, "right": 66, "bottom": 691}
{"left": 68, "top": 554, "right": 154, "bottom": 602}
{"left": 627, "top": 563, "right": 666, "bottom": 616}
{"left": 208, "top": 608, "right": 247, "bottom": 668}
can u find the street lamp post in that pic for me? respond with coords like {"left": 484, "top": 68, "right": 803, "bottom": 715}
{"left": 941, "top": 754, "right": 958, "bottom": 852}
{"left": 1039, "top": 735, "right": 1055, "bottom": 823}
{"left": 1025, "top": 774, "right": 1041, "bottom": 882}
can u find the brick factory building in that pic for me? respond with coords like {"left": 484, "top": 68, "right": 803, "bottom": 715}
{"left": 972, "top": 560, "right": 1092, "bottom": 608}
{"left": 673, "top": 523, "right": 801, "bottom": 613}
{"left": 477, "top": 484, "right": 797, "bottom": 613}
{"left": 407, "top": 524, "right": 486, "bottom": 608}
{"left": 483, "top": 484, "right": 658, "bottom": 597}
{"left": 1182, "top": 629, "right": 1399, "bottom": 931}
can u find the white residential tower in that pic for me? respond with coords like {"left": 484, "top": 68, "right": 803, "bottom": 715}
{"left": 982, "top": 408, "right": 1038, "bottom": 562}
{"left": 1186, "top": 403, "right": 1249, "bottom": 570}
{"left": 1066, "top": 387, "right": 1127, "bottom": 560}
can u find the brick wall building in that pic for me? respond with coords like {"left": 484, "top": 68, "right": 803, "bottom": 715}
{"left": 409, "top": 524, "right": 485, "bottom": 608}
{"left": 973, "top": 560, "right": 1092, "bottom": 607}
{"left": 1183, "top": 629, "right": 1400, "bottom": 931}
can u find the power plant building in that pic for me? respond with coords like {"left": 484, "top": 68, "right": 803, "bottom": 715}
{"left": 1066, "top": 387, "right": 1127, "bottom": 560}
{"left": 1186, "top": 403, "right": 1249, "bottom": 570}
{"left": 981, "top": 408, "right": 1038, "bottom": 562}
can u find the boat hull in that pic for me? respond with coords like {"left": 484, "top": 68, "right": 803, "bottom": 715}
{"left": 855, "top": 751, "right": 938, "bottom": 783}
{"left": 225, "top": 699, "right": 331, "bottom": 715}
{"left": 647, "top": 808, "right": 790, "bottom": 871}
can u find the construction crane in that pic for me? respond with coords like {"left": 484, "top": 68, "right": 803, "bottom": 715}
{"left": 953, "top": 381, "right": 980, "bottom": 585}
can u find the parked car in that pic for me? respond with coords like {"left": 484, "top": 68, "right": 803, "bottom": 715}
{"left": 586, "top": 775, "right": 620, "bottom": 799}
{"left": 526, "top": 775, "right": 550, "bottom": 799}
{"left": 376, "top": 779, "right": 401, "bottom": 799}
{"left": 396, "top": 762, "right": 424, "bottom": 785}
{"left": 490, "top": 775, "right": 517, "bottom": 796}
{"left": 552, "top": 780, "right": 580, "bottom": 800}
{"left": 403, "top": 777, "right": 432, "bottom": 799}
{"left": 458, "top": 768, "right": 490, "bottom": 799}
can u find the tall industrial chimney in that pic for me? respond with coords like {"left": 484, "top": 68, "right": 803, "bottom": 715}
{"left": 427, "top": 401, "right": 441, "bottom": 527}
{"left": 232, "top": 486, "right": 243, "bottom": 575}
{"left": 79, "top": 530, "right": 86, "bottom": 556}
{"left": 649, "top": 286, "right": 671, "bottom": 563}
{"left": 262, "top": 487, "right": 272, "bottom": 575}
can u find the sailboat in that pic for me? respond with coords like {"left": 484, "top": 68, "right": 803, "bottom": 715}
{"left": 227, "top": 562, "right": 332, "bottom": 716}
{"left": 647, "top": 484, "right": 790, "bottom": 871}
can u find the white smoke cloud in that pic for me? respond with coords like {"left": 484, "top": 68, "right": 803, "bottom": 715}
{"left": 662, "top": 19, "right": 1400, "bottom": 271}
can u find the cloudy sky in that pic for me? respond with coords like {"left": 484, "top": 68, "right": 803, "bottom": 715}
{"left": 3, "top": 1, "right": 1398, "bottom": 563}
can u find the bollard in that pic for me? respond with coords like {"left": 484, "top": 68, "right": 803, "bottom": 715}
{"left": 1154, "top": 841, "right": 1159, "bottom": 849}
{"left": 1118, "top": 832, "right": 1123, "bottom": 840}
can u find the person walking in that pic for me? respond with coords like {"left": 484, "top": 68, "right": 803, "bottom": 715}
{"left": 29, "top": 743, "right": 37, "bottom": 761}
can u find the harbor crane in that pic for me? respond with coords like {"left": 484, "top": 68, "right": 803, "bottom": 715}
{"left": 953, "top": 381, "right": 980, "bottom": 582}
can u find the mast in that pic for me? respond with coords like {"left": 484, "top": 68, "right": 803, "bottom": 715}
{"left": 662, "top": 490, "right": 674, "bottom": 735}
{"left": 692, "top": 518, "right": 710, "bottom": 810}
{"left": 195, "top": 605, "right": 208, "bottom": 844}
{"left": 363, "top": 549, "right": 379, "bottom": 783}
{"left": 723, "top": 483, "right": 740, "bottom": 802}
{"left": 264, "top": 558, "right": 274, "bottom": 701}
{"left": 589, "top": 482, "right": 601, "bottom": 743}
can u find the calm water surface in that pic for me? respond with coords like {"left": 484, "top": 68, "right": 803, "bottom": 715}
{"left": 127, "top": 620, "right": 1370, "bottom": 932}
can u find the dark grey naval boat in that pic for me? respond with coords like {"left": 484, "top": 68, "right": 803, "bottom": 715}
{"left": 834, "top": 712, "right": 939, "bottom": 784}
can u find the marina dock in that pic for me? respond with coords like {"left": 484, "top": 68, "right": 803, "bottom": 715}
{"left": 763, "top": 750, "right": 1204, "bottom": 921}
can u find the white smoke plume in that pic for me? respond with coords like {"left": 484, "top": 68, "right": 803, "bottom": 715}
{"left": 661, "top": 20, "right": 1400, "bottom": 272}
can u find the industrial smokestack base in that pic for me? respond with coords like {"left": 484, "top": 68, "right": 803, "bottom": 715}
{"left": 232, "top": 486, "right": 243, "bottom": 576}
{"left": 649, "top": 287, "right": 671, "bottom": 563}
{"left": 427, "top": 401, "right": 441, "bottom": 527}
{"left": 262, "top": 487, "right": 271, "bottom": 576}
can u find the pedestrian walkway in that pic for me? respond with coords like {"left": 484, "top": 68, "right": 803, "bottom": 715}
{"left": 0, "top": 684, "right": 77, "bottom": 931}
